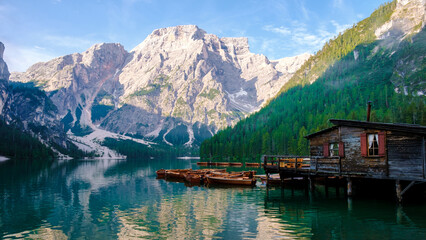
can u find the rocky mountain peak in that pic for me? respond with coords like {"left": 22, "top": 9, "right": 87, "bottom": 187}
{"left": 0, "top": 42, "right": 4, "bottom": 59}
{"left": 82, "top": 43, "right": 127, "bottom": 68}
{"left": 10, "top": 26, "right": 309, "bottom": 149}
{"left": 132, "top": 25, "right": 206, "bottom": 52}
{"left": 0, "top": 42, "right": 9, "bottom": 114}
{"left": 0, "top": 42, "right": 10, "bottom": 81}
{"left": 152, "top": 25, "right": 205, "bottom": 40}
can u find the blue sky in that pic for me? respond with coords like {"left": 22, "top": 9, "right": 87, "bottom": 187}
{"left": 1, "top": 0, "right": 388, "bottom": 72}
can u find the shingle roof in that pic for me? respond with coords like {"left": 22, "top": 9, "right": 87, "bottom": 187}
{"left": 305, "top": 119, "right": 426, "bottom": 138}
{"left": 304, "top": 126, "right": 337, "bottom": 139}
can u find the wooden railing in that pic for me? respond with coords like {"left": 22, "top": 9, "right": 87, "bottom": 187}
{"left": 263, "top": 155, "right": 311, "bottom": 173}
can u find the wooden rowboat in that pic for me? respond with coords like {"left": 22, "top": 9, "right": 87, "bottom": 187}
{"left": 196, "top": 162, "right": 209, "bottom": 166}
{"left": 229, "top": 171, "right": 256, "bottom": 178}
{"left": 216, "top": 162, "right": 231, "bottom": 166}
{"left": 184, "top": 173, "right": 202, "bottom": 184}
{"left": 229, "top": 162, "right": 243, "bottom": 166}
{"left": 156, "top": 169, "right": 166, "bottom": 178}
{"left": 245, "top": 163, "right": 260, "bottom": 167}
{"left": 206, "top": 176, "right": 256, "bottom": 186}
{"left": 209, "top": 169, "right": 227, "bottom": 173}
{"left": 165, "top": 169, "right": 191, "bottom": 180}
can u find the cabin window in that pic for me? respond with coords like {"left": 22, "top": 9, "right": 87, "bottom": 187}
{"left": 329, "top": 143, "right": 339, "bottom": 157}
{"left": 361, "top": 132, "right": 386, "bottom": 157}
{"left": 324, "top": 142, "right": 345, "bottom": 157}
{"left": 368, "top": 134, "right": 379, "bottom": 156}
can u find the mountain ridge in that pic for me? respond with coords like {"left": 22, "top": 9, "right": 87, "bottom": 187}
{"left": 277, "top": 0, "right": 425, "bottom": 96}
{"left": 9, "top": 25, "right": 310, "bottom": 155}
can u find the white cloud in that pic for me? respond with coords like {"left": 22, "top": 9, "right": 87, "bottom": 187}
{"left": 1, "top": 35, "right": 99, "bottom": 72}
{"left": 263, "top": 25, "right": 291, "bottom": 35}
{"left": 2, "top": 42, "right": 56, "bottom": 72}
{"left": 260, "top": 19, "right": 351, "bottom": 59}
{"left": 259, "top": 38, "right": 280, "bottom": 59}
{"left": 300, "top": 3, "right": 310, "bottom": 20}
{"left": 330, "top": 20, "right": 351, "bottom": 34}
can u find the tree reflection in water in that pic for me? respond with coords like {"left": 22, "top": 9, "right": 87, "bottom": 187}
{"left": 1, "top": 158, "right": 426, "bottom": 239}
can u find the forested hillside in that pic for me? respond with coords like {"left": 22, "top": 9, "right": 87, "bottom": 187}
{"left": 200, "top": 3, "right": 426, "bottom": 161}
{"left": 278, "top": 1, "right": 396, "bottom": 93}
{"left": 0, "top": 118, "right": 55, "bottom": 159}
{"left": 0, "top": 83, "right": 92, "bottom": 159}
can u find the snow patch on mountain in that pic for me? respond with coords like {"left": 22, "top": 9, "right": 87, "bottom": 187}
{"left": 69, "top": 126, "right": 153, "bottom": 159}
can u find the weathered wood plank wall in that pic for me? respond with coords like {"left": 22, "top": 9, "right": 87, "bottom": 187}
{"left": 387, "top": 133, "right": 423, "bottom": 180}
{"left": 308, "top": 126, "right": 425, "bottom": 181}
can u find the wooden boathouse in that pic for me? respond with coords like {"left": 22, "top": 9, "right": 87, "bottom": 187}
{"left": 263, "top": 119, "right": 426, "bottom": 202}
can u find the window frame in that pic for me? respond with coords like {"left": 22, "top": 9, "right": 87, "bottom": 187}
{"left": 329, "top": 142, "right": 339, "bottom": 157}
{"left": 367, "top": 133, "right": 379, "bottom": 156}
{"left": 361, "top": 131, "right": 386, "bottom": 157}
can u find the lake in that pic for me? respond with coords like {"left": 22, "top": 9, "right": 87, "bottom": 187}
{"left": 1, "top": 158, "right": 426, "bottom": 239}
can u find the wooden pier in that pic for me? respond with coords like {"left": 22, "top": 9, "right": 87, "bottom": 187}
{"left": 264, "top": 119, "right": 426, "bottom": 203}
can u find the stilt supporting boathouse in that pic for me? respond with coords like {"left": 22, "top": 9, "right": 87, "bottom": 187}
{"left": 264, "top": 119, "right": 426, "bottom": 203}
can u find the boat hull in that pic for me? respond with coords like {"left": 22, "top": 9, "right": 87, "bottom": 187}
{"left": 165, "top": 169, "right": 191, "bottom": 180}
{"left": 245, "top": 163, "right": 260, "bottom": 167}
{"left": 184, "top": 173, "right": 202, "bottom": 184}
{"left": 206, "top": 176, "right": 256, "bottom": 186}
{"left": 196, "top": 162, "right": 209, "bottom": 166}
{"left": 229, "top": 162, "right": 243, "bottom": 166}
{"left": 156, "top": 169, "right": 166, "bottom": 179}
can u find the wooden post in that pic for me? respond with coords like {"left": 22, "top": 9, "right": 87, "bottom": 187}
{"left": 347, "top": 177, "right": 353, "bottom": 197}
{"left": 347, "top": 197, "right": 353, "bottom": 212}
{"left": 396, "top": 205, "right": 403, "bottom": 224}
{"left": 266, "top": 172, "right": 270, "bottom": 186}
{"left": 304, "top": 176, "right": 309, "bottom": 196}
{"left": 325, "top": 177, "right": 329, "bottom": 197}
{"left": 309, "top": 176, "right": 315, "bottom": 192}
{"left": 336, "top": 177, "right": 340, "bottom": 196}
{"left": 396, "top": 180, "right": 402, "bottom": 203}
{"left": 315, "top": 157, "right": 318, "bottom": 172}
{"left": 422, "top": 137, "right": 425, "bottom": 179}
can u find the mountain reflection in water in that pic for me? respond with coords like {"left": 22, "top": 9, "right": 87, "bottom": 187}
{"left": 1, "top": 158, "right": 426, "bottom": 239}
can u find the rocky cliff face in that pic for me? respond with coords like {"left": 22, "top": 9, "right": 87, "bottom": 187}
{"left": 375, "top": 0, "right": 425, "bottom": 40}
{"left": 0, "top": 42, "right": 10, "bottom": 114}
{"left": 374, "top": 0, "right": 426, "bottom": 96}
{"left": 2, "top": 85, "right": 67, "bottom": 148}
{"left": 10, "top": 25, "right": 310, "bottom": 147}
{"left": 0, "top": 42, "right": 76, "bottom": 156}
{"left": 11, "top": 43, "right": 128, "bottom": 127}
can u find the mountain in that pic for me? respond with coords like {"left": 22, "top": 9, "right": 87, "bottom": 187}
{"left": 200, "top": 0, "right": 426, "bottom": 161}
{"left": 10, "top": 25, "right": 309, "bottom": 155}
{"left": 0, "top": 42, "right": 90, "bottom": 159}
{"left": 278, "top": 0, "right": 425, "bottom": 95}
{"left": 0, "top": 42, "right": 9, "bottom": 113}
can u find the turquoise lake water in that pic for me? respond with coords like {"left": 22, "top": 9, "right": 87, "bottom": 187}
{"left": 1, "top": 158, "right": 426, "bottom": 239}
